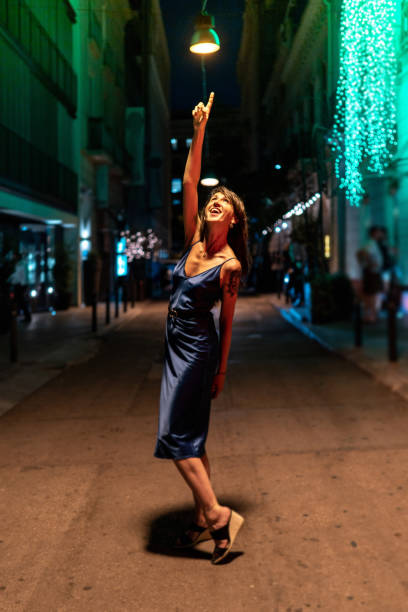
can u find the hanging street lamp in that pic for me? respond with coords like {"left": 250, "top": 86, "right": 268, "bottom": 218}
{"left": 200, "top": 170, "right": 219, "bottom": 187}
{"left": 189, "top": 11, "right": 220, "bottom": 55}
{"left": 189, "top": 2, "right": 220, "bottom": 187}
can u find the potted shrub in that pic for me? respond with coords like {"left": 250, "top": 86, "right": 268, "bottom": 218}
{"left": 53, "top": 244, "right": 74, "bottom": 310}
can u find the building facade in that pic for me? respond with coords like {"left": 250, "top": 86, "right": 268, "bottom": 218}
{"left": 0, "top": 0, "right": 171, "bottom": 310}
{"left": 73, "top": 0, "right": 133, "bottom": 305}
{"left": 0, "top": 0, "right": 78, "bottom": 308}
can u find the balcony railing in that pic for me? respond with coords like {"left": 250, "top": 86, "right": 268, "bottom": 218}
{"left": 0, "top": 124, "right": 78, "bottom": 214}
{"left": 0, "top": 0, "right": 77, "bottom": 116}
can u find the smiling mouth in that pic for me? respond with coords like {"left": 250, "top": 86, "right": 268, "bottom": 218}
{"left": 210, "top": 207, "right": 221, "bottom": 214}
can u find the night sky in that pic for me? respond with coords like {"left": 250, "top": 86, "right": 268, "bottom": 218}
{"left": 159, "top": 0, "right": 245, "bottom": 113}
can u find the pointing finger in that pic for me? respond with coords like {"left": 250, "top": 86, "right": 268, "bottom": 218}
{"left": 206, "top": 91, "right": 214, "bottom": 111}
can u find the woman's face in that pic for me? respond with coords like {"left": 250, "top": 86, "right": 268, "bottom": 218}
{"left": 204, "top": 192, "right": 236, "bottom": 226}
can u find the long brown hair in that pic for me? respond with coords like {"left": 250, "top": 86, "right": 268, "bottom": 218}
{"left": 198, "top": 186, "right": 250, "bottom": 278}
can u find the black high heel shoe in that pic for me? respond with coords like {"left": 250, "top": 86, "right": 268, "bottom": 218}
{"left": 173, "top": 522, "right": 211, "bottom": 548}
{"left": 210, "top": 510, "right": 244, "bottom": 564}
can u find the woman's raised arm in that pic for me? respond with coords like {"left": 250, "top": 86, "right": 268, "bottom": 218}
{"left": 183, "top": 92, "right": 214, "bottom": 246}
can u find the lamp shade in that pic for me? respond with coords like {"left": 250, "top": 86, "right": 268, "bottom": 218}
{"left": 190, "top": 12, "right": 220, "bottom": 54}
{"left": 200, "top": 170, "right": 219, "bottom": 187}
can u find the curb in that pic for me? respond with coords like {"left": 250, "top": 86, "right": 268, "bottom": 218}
{"left": 270, "top": 298, "right": 408, "bottom": 404}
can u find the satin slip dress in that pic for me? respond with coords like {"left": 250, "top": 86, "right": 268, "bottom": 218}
{"left": 154, "top": 241, "right": 237, "bottom": 460}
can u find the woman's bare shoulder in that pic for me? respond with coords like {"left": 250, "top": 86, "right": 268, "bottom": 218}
{"left": 223, "top": 255, "right": 241, "bottom": 273}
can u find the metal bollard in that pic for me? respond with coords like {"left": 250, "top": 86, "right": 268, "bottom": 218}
{"left": 105, "top": 288, "right": 110, "bottom": 325}
{"left": 92, "top": 293, "right": 97, "bottom": 332}
{"left": 387, "top": 300, "right": 398, "bottom": 362}
{"left": 353, "top": 300, "right": 363, "bottom": 347}
{"left": 115, "top": 283, "right": 119, "bottom": 318}
{"left": 123, "top": 282, "right": 128, "bottom": 313}
{"left": 10, "top": 306, "right": 18, "bottom": 362}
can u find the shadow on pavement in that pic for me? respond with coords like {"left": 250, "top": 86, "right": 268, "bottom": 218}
{"left": 142, "top": 498, "right": 251, "bottom": 564}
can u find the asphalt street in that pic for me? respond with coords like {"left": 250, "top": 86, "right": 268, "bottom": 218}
{"left": 1, "top": 296, "right": 408, "bottom": 611}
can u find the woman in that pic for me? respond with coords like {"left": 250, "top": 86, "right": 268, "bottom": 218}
{"left": 154, "top": 92, "right": 249, "bottom": 564}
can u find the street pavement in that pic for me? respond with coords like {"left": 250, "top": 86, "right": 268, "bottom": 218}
{"left": 0, "top": 303, "right": 144, "bottom": 417}
{"left": 1, "top": 296, "right": 408, "bottom": 611}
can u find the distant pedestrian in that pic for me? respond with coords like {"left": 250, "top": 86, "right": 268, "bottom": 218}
{"left": 9, "top": 254, "right": 31, "bottom": 323}
{"left": 154, "top": 93, "right": 247, "bottom": 564}
{"left": 356, "top": 226, "right": 384, "bottom": 323}
{"left": 288, "top": 239, "right": 306, "bottom": 306}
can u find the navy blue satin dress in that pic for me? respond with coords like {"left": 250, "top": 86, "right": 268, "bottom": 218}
{"left": 154, "top": 241, "right": 236, "bottom": 460}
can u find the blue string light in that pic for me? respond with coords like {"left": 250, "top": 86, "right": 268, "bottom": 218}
{"left": 331, "top": 0, "right": 397, "bottom": 206}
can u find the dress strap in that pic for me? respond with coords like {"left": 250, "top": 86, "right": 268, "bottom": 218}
{"left": 219, "top": 257, "right": 239, "bottom": 269}
{"left": 183, "top": 239, "right": 200, "bottom": 252}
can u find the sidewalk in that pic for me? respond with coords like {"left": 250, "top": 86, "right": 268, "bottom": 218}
{"left": 0, "top": 302, "right": 147, "bottom": 417}
{"left": 270, "top": 294, "right": 408, "bottom": 402}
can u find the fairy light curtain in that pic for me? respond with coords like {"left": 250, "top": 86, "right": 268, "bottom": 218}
{"left": 331, "top": 0, "right": 398, "bottom": 206}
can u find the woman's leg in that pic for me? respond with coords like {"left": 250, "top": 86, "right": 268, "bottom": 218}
{"left": 174, "top": 456, "right": 230, "bottom": 547}
{"left": 193, "top": 454, "right": 210, "bottom": 526}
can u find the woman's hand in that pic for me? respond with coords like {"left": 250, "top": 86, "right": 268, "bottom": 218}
{"left": 192, "top": 92, "right": 214, "bottom": 131}
{"left": 211, "top": 372, "right": 225, "bottom": 399}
